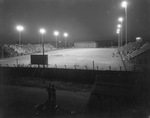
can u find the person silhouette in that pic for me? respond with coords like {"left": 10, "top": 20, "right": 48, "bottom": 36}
{"left": 46, "top": 84, "right": 52, "bottom": 102}
{"left": 51, "top": 85, "right": 56, "bottom": 106}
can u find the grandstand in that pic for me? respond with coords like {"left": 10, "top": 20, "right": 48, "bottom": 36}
{"left": 0, "top": 43, "right": 55, "bottom": 58}
{"left": 127, "top": 42, "right": 150, "bottom": 60}
{"left": 119, "top": 41, "right": 150, "bottom": 71}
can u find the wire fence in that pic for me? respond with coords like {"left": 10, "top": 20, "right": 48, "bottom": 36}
{"left": 0, "top": 62, "right": 137, "bottom": 72}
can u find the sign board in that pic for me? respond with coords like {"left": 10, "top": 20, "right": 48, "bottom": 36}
{"left": 31, "top": 55, "right": 48, "bottom": 65}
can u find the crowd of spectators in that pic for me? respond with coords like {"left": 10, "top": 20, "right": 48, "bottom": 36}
{"left": 1, "top": 44, "right": 55, "bottom": 58}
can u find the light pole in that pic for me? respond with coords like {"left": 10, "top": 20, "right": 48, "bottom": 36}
{"left": 116, "top": 28, "right": 120, "bottom": 50}
{"left": 63, "top": 32, "right": 68, "bottom": 48}
{"left": 39, "top": 28, "right": 46, "bottom": 56}
{"left": 117, "top": 24, "right": 122, "bottom": 48}
{"left": 1, "top": 45, "right": 3, "bottom": 59}
{"left": 118, "top": 17, "right": 123, "bottom": 47}
{"left": 16, "top": 25, "right": 24, "bottom": 46}
{"left": 39, "top": 28, "right": 46, "bottom": 67}
{"left": 54, "top": 31, "right": 59, "bottom": 49}
{"left": 121, "top": 1, "right": 128, "bottom": 55}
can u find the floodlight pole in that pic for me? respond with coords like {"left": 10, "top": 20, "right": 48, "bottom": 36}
{"left": 65, "top": 37, "right": 66, "bottom": 48}
{"left": 1, "top": 46, "right": 3, "bottom": 59}
{"left": 120, "top": 21, "right": 123, "bottom": 48}
{"left": 117, "top": 23, "right": 122, "bottom": 51}
{"left": 41, "top": 33, "right": 45, "bottom": 68}
{"left": 125, "top": 6, "right": 128, "bottom": 55}
{"left": 64, "top": 33, "right": 68, "bottom": 48}
{"left": 117, "top": 32, "right": 120, "bottom": 51}
{"left": 41, "top": 34, "right": 44, "bottom": 56}
{"left": 18, "top": 31, "right": 22, "bottom": 57}
{"left": 16, "top": 25, "right": 24, "bottom": 47}
{"left": 19, "top": 31, "right": 21, "bottom": 46}
{"left": 116, "top": 28, "right": 120, "bottom": 51}
{"left": 56, "top": 36, "right": 57, "bottom": 49}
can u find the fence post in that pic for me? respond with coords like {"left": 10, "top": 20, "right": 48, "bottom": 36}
{"left": 16, "top": 59, "right": 18, "bottom": 67}
{"left": 55, "top": 64, "right": 57, "bottom": 68}
{"left": 134, "top": 65, "right": 136, "bottom": 71}
{"left": 109, "top": 66, "right": 111, "bottom": 71}
{"left": 97, "top": 66, "right": 98, "bottom": 70}
{"left": 41, "top": 70, "right": 45, "bottom": 84}
{"left": 93, "top": 60, "right": 94, "bottom": 70}
{"left": 120, "top": 66, "right": 122, "bottom": 71}
{"left": 74, "top": 65, "right": 76, "bottom": 69}
{"left": 85, "top": 65, "right": 88, "bottom": 70}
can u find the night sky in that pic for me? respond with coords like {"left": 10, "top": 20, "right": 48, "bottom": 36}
{"left": 0, "top": 0, "right": 150, "bottom": 44}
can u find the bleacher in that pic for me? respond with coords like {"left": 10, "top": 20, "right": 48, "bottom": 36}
{"left": 2, "top": 43, "right": 55, "bottom": 57}
{"left": 121, "top": 41, "right": 150, "bottom": 60}
{"left": 128, "top": 42, "right": 150, "bottom": 59}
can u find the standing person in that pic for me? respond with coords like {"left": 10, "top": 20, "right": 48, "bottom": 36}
{"left": 51, "top": 85, "right": 56, "bottom": 106}
{"left": 45, "top": 84, "right": 52, "bottom": 102}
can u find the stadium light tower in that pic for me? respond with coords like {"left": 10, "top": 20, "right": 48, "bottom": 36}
{"left": 121, "top": 1, "right": 128, "bottom": 55}
{"left": 16, "top": 25, "right": 24, "bottom": 46}
{"left": 116, "top": 29, "right": 120, "bottom": 50}
{"left": 39, "top": 28, "right": 46, "bottom": 57}
{"left": 54, "top": 31, "right": 59, "bottom": 49}
{"left": 1, "top": 45, "right": 3, "bottom": 59}
{"left": 117, "top": 24, "right": 122, "bottom": 48}
{"left": 118, "top": 17, "right": 123, "bottom": 47}
{"left": 63, "top": 32, "right": 68, "bottom": 48}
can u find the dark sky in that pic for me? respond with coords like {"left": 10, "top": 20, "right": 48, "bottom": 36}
{"left": 0, "top": 0, "right": 150, "bottom": 44}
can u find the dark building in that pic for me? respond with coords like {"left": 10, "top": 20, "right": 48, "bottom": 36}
{"left": 74, "top": 41, "right": 97, "bottom": 48}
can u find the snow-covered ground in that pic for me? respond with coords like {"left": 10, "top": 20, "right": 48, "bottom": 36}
{"left": 0, "top": 48, "right": 126, "bottom": 71}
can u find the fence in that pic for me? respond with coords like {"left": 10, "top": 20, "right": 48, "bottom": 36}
{"left": 0, "top": 66, "right": 139, "bottom": 85}
{"left": 0, "top": 62, "right": 128, "bottom": 71}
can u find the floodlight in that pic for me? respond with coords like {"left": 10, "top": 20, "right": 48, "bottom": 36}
{"left": 16, "top": 25, "right": 24, "bottom": 32}
{"left": 39, "top": 28, "right": 46, "bottom": 34}
{"left": 64, "top": 33, "right": 68, "bottom": 37}
{"left": 118, "top": 17, "right": 123, "bottom": 22}
{"left": 117, "top": 24, "right": 122, "bottom": 28}
{"left": 54, "top": 31, "right": 59, "bottom": 36}
{"left": 121, "top": 1, "right": 127, "bottom": 8}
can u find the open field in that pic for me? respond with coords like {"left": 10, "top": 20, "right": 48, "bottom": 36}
{"left": 0, "top": 48, "right": 126, "bottom": 71}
